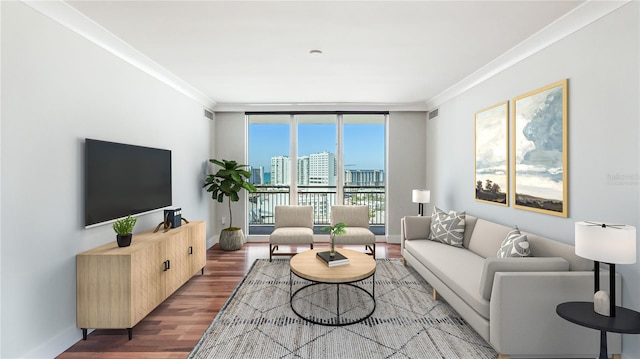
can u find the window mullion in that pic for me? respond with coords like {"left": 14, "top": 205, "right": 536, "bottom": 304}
{"left": 290, "top": 114, "right": 298, "bottom": 204}
{"left": 336, "top": 114, "right": 344, "bottom": 204}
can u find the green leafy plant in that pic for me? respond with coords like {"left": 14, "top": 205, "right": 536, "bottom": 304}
{"left": 113, "top": 215, "right": 137, "bottom": 235}
{"left": 321, "top": 222, "right": 347, "bottom": 255}
{"left": 203, "top": 159, "right": 256, "bottom": 229}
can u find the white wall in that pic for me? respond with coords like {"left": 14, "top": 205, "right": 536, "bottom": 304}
{"left": 212, "top": 111, "right": 427, "bottom": 243}
{"left": 427, "top": 3, "right": 639, "bottom": 357}
{"left": 209, "top": 112, "right": 247, "bottom": 243}
{"left": 0, "top": 2, "right": 3, "bottom": 355}
{"left": 1, "top": 2, "right": 210, "bottom": 358}
{"left": 387, "top": 112, "right": 427, "bottom": 242}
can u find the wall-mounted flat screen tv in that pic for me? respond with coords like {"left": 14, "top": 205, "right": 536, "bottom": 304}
{"left": 85, "top": 139, "right": 172, "bottom": 227}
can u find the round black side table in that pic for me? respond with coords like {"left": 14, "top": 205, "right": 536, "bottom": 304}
{"left": 556, "top": 301, "right": 640, "bottom": 359}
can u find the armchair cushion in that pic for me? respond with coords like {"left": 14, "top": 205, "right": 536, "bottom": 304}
{"left": 334, "top": 227, "right": 375, "bottom": 245}
{"left": 270, "top": 227, "right": 314, "bottom": 245}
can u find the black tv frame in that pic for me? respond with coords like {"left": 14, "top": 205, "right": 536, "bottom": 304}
{"left": 84, "top": 139, "right": 172, "bottom": 227}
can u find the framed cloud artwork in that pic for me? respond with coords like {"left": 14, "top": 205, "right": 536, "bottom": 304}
{"left": 511, "top": 79, "right": 568, "bottom": 217}
{"left": 475, "top": 101, "right": 509, "bottom": 206}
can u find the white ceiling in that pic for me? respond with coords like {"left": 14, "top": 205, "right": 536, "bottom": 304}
{"left": 64, "top": 1, "right": 583, "bottom": 107}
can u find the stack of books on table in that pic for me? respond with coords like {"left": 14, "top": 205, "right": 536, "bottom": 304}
{"left": 316, "top": 251, "right": 350, "bottom": 267}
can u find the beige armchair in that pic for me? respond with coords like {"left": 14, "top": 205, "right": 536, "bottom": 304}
{"left": 269, "top": 205, "right": 314, "bottom": 261}
{"left": 330, "top": 205, "right": 375, "bottom": 257}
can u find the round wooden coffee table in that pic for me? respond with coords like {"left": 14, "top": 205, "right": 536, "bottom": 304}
{"left": 289, "top": 248, "right": 376, "bottom": 326}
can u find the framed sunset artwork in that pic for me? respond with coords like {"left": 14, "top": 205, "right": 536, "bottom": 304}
{"left": 475, "top": 101, "right": 508, "bottom": 206}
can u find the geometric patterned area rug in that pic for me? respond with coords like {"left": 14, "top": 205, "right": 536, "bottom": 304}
{"left": 189, "top": 258, "right": 497, "bottom": 359}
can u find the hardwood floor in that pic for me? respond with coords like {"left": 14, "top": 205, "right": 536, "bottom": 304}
{"left": 58, "top": 242, "right": 402, "bottom": 359}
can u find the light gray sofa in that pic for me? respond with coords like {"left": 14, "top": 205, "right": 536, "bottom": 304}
{"left": 401, "top": 214, "right": 622, "bottom": 359}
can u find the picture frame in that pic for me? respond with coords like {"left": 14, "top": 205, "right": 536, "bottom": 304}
{"left": 511, "top": 79, "right": 568, "bottom": 217}
{"left": 474, "top": 101, "right": 509, "bottom": 206}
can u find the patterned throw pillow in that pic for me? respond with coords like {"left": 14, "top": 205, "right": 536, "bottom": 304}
{"left": 497, "top": 226, "right": 531, "bottom": 257}
{"left": 428, "top": 207, "right": 466, "bottom": 247}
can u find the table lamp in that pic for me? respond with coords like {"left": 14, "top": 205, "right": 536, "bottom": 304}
{"left": 575, "top": 221, "right": 636, "bottom": 317}
{"left": 411, "top": 189, "right": 430, "bottom": 216}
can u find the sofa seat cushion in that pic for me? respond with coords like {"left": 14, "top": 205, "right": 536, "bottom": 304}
{"left": 270, "top": 227, "right": 313, "bottom": 244}
{"left": 405, "top": 239, "right": 489, "bottom": 319}
{"left": 334, "top": 227, "right": 375, "bottom": 245}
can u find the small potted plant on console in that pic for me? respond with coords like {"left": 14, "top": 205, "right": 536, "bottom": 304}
{"left": 113, "top": 215, "right": 137, "bottom": 247}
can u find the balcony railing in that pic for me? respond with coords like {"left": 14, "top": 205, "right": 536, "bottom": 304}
{"left": 248, "top": 185, "right": 385, "bottom": 235}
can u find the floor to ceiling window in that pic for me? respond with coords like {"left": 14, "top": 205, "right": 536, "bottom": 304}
{"left": 297, "top": 114, "right": 338, "bottom": 224}
{"left": 248, "top": 112, "right": 387, "bottom": 235}
{"left": 247, "top": 114, "right": 290, "bottom": 234}
{"left": 343, "top": 114, "right": 385, "bottom": 233}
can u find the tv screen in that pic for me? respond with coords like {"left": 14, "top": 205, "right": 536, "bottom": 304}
{"left": 85, "top": 139, "right": 172, "bottom": 227}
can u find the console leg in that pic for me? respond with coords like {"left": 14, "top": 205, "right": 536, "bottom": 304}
{"left": 82, "top": 328, "right": 87, "bottom": 340}
{"left": 201, "top": 267, "right": 204, "bottom": 275}
{"left": 128, "top": 328, "right": 133, "bottom": 340}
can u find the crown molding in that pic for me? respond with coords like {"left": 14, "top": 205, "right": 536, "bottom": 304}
{"left": 425, "top": 0, "right": 631, "bottom": 110}
{"left": 213, "top": 102, "right": 429, "bottom": 113}
{"left": 21, "top": 0, "right": 217, "bottom": 110}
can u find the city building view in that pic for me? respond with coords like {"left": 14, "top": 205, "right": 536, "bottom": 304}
{"left": 248, "top": 114, "right": 386, "bottom": 235}
{"left": 248, "top": 151, "right": 385, "bottom": 235}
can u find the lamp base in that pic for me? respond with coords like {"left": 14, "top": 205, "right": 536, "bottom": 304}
{"left": 594, "top": 290, "right": 611, "bottom": 316}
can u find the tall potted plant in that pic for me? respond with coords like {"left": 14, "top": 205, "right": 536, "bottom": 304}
{"left": 203, "top": 159, "right": 256, "bottom": 250}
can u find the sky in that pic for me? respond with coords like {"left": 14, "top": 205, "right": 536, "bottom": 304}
{"left": 249, "top": 123, "right": 385, "bottom": 171}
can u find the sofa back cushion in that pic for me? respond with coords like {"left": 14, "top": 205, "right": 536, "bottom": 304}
{"left": 463, "top": 215, "right": 478, "bottom": 248}
{"left": 465, "top": 216, "right": 592, "bottom": 271}
{"left": 467, "top": 219, "right": 511, "bottom": 258}
{"left": 526, "top": 232, "right": 592, "bottom": 271}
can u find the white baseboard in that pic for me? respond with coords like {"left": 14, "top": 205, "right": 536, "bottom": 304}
{"left": 207, "top": 235, "right": 218, "bottom": 249}
{"left": 24, "top": 324, "right": 83, "bottom": 359}
{"left": 386, "top": 235, "right": 401, "bottom": 244}
{"left": 246, "top": 235, "right": 269, "bottom": 242}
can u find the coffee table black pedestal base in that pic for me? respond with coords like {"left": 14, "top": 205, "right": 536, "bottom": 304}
{"left": 290, "top": 270, "right": 375, "bottom": 326}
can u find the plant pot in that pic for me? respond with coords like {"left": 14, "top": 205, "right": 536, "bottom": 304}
{"left": 117, "top": 233, "right": 132, "bottom": 247}
{"left": 219, "top": 228, "right": 244, "bottom": 251}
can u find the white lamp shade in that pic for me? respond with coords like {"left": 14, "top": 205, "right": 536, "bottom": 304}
{"left": 575, "top": 221, "right": 637, "bottom": 264}
{"left": 412, "top": 189, "right": 431, "bottom": 204}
